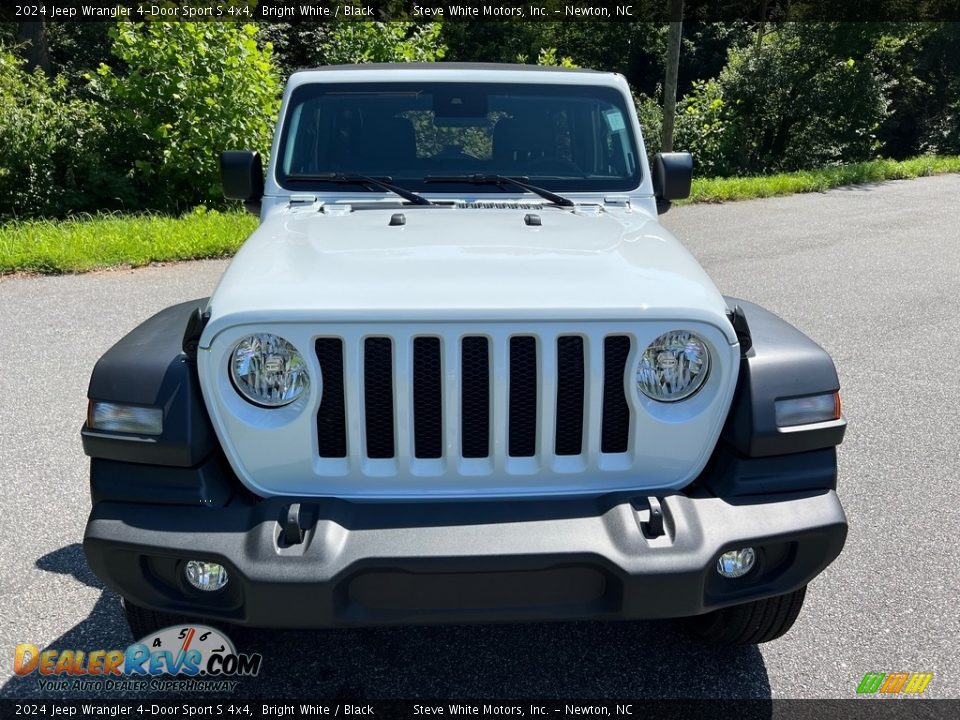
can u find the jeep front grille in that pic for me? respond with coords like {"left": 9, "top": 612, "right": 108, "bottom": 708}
{"left": 314, "top": 331, "right": 633, "bottom": 466}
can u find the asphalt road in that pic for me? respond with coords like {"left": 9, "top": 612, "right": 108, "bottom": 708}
{"left": 1, "top": 175, "right": 958, "bottom": 701}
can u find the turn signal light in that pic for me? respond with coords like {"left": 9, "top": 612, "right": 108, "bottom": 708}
{"left": 87, "top": 401, "right": 163, "bottom": 435}
{"left": 775, "top": 392, "right": 842, "bottom": 428}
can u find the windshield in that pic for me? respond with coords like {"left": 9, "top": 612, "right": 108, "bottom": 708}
{"left": 276, "top": 82, "right": 642, "bottom": 194}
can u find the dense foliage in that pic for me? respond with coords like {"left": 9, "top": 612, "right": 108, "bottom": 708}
{"left": 322, "top": 22, "right": 446, "bottom": 64}
{"left": 91, "top": 23, "right": 280, "bottom": 212}
{"left": 1, "top": 20, "right": 959, "bottom": 220}
{"left": 0, "top": 50, "right": 112, "bottom": 218}
{"left": 0, "top": 22, "right": 279, "bottom": 217}
{"left": 716, "top": 25, "right": 889, "bottom": 174}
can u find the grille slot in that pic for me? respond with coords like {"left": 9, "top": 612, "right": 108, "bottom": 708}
{"left": 363, "top": 337, "right": 395, "bottom": 459}
{"left": 461, "top": 336, "right": 490, "bottom": 458}
{"left": 315, "top": 338, "right": 347, "bottom": 458}
{"left": 508, "top": 336, "right": 538, "bottom": 457}
{"left": 601, "top": 335, "right": 632, "bottom": 453}
{"left": 555, "top": 336, "right": 585, "bottom": 456}
{"left": 413, "top": 337, "right": 443, "bottom": 459}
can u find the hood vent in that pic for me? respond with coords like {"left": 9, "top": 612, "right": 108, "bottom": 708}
{"left": 454, "top": 200, "right": 546, "bottom": 210}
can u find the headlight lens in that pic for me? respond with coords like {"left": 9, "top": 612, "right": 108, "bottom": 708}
{"left": 636, "top": 330, "right": 710, "bottom": 402}
{"left": 230, "top": 334, "right": 310, "bottom": 407}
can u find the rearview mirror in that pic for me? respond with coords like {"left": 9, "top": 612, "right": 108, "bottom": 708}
{"left": 652, "top": 152, "right": 693, "bottom": 214}
{"left": 220, "top": 150, "right": 264, "bottom": 215}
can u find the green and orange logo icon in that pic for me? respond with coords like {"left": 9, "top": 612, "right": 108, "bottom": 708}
{"left": 857, "top": 672, "right": 934, "bottom": 695}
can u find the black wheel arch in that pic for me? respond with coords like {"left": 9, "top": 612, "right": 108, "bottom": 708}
{"left": 81, "top": 298, "right": 237, "bottom": 507}
{"left": 721, "top": 297, "right": 846, "bottom": 458}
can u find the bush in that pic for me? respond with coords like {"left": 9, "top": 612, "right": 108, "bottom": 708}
{"left": 635, "top": 25, "right": 892, "bottom": 178}
{"left": 633, "top": 90, "right": 663, "bottom": 159}
{"left": 92, "top": 23, "right": 280, "bottom": 212}
{"left": 0, "top": 49, "right": 114, "bottom": 219}
{"left": 917, "top": 23, "right": 960, "bottom": 155}
{"left": 928, "top": 100, "right": 960, "bottom": 154}
{"left": 871, "top": 24, "right": 960, "bottom": 158}
{"left": 716, "top": 24, "right": 888, "bottom": 174}
{"left": 635, "top": 82, "right": 730, "bottom": 177}
{"left": 674, "top": 79, "right": 730, "bottom": 176}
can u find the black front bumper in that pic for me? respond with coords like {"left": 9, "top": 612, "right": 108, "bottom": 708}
{"left": 83, "top": 489, "right": 846, "bottom": 628}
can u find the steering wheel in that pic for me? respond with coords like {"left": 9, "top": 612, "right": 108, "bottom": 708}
{"left": 435, "top": 144, "right": 481, "bottom": 161}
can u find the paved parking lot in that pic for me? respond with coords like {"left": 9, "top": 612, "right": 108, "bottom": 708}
{"left": 1, "top": 175, "right": 958, "bottom": 699}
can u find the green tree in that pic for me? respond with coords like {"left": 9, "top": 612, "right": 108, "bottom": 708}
{"left": 0, "top": 48, "right": 112, "bottom": 218}
{"left": 716, "top": 23, "right": 889, "bottom": 174}
{"left": 633, "top": 89, "right": 663, "bottom": 160}
{"left": 15, "top": 21, "right": 50, "bottom": 74}
{"left": 873, "top": 22, "right": 960, "bottom": 157}
{"left": 440, "top": 22, "right": 667, "bottom": 93}
{"left": 258, "top": 22, "right": 332, "bottom": 78}
{"left": 545, "top": 22, "right": 660, "bottom": 78}
{"left": 674, "top": 79, "right": 729, "bottom": 175}
{"left": 92, "top": 22, "right": 280, "bottom": 211}
{"left": 45, "top": 22, "right": 114, "bottom": 83}
{"left": 441, "top": 22, "right": 544, "bottom": 65}
{"left": 529, "top": 47, "right": 578, "bottom": 68}
{"left": 321, "top": 22, "right": 446, "bottom": 65}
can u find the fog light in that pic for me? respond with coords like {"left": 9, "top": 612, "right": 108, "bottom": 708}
{"left": 716, "top": 547, "right": 756, "bottom": 578}
{"left": 184, "top": 561, "right": 228, "bottom": 592}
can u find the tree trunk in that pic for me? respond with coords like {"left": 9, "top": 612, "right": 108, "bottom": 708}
{"left": 755, "top": 0, "right": 769, "bottom": 53}
{"left": 661, "top": 0, "right": 684, "bottom": 153}
{"left": 16, "top": 21, "right": 51, "bottom": 74}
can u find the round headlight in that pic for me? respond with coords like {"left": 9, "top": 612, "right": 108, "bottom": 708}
{"left": 636, "top": 330, "right": 710, "bottom": 402}
{"left": 230, "top": 334, "right": 311, "bottom": 407}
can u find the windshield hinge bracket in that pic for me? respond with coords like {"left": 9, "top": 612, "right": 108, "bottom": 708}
{"left": 604, "top": 195, "right": 631, "bottom": 208}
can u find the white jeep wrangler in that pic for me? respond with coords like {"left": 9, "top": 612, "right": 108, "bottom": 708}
{"left": 82, "top": 64, "right": 847, "bottom": 645}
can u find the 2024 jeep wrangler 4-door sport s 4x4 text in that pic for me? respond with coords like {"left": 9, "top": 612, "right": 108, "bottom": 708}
{"left": 82, "top": 64, "right": 847, "bottom": 645}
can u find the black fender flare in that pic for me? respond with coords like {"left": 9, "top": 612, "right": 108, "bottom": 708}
{"left": 722, "top": 297, "right": 846, "bottom": 458}
{"left": 82, "top": 299, "right": 235, "bottom": 506}
{"left": 693, "top": 298, "right": 847, "bottom": 498}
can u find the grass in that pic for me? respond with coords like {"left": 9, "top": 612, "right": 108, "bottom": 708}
{"left": 683, "top": 155, "right": 960, "bottom": 204}
{"left": 0, "top": 209, "right": 257, "bottom": 276}
{"left": 1, "top": 154, "right": 958, "bottom": 275}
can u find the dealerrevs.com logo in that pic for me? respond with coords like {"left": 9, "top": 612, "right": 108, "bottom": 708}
{"left": 856, "top": 672, "right": 934, "bottom": 695}
{"left": 14, "top": 624, "right": 261, "bottom": 693}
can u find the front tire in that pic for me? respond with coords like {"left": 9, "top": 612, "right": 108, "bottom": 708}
{"left": 683, "top": 585, "right": 807, "bottom": 645}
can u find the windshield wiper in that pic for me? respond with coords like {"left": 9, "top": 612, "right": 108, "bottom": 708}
{"left": 286, "top": 173, "right": 433, "bottom": 206}
{"left": 423, "top": 174, "right": 574, "bottom": 207}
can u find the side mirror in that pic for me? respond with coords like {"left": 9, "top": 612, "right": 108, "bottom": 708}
{"left": 652, "top": 152, "right": 693, "bottom": 214}
{"left": 220, "top": 150, "right": 264, "bottom": 215}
